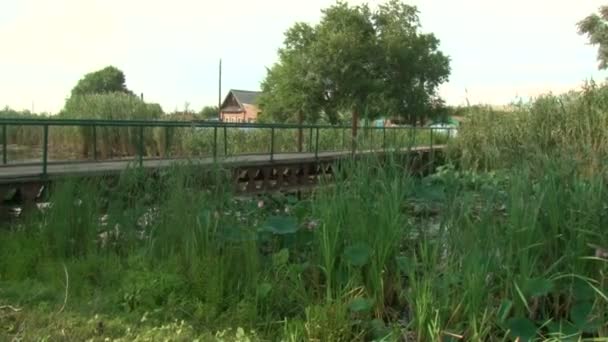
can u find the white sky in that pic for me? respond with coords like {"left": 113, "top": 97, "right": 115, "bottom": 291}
{"left": 0, "top": 0, "right": 606, "bottom": 113}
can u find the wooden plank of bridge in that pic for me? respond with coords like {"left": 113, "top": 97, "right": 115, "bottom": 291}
{"left": 0, "top": 147, "right": 444, "bottom": 185}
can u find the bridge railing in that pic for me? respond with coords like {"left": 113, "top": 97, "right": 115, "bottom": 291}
{"left": 0, "top": 118, "right": 456, "bottom": 176}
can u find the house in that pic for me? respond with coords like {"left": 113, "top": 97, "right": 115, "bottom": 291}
{"left": 220, "top": 89, "right": 262, "bottom": 123}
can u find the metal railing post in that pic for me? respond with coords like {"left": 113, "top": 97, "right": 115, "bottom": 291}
{"left": 309, "top": 127, "right": 313, "bottom": 152}
{"left": 383, "top": 125, "right": 386, "bottom": 150}
{"left": 315, "top": 127, "right": 319, "bottom": 160}
{"left": 92, "top": 125, "right": 97, "bottom": 161}
{"left": 164, "top": 127, "right": 170, "bottom": 157}
{"left": 2, "top": 124, "right": 7, "bottom": 165}
{"left": 270, "top": 127, "right": 275, "bottom": 161}
{"left": 410, "top": 127, "right": 415, "bottom": 152}
{"left": 342, "top": 127, "right": 346, "bottom": 152}
{"left": 430, "top": 127, "right": 434, "bottom": 150}
{"left": 223, "top": 126, "right": 228, "bottom": 156}
{"left": 213, "top": 126, "right": 218, "bottom": 161}
{"left": 42, "top": 124, "right": 49, "bottom": 176}
{"left": 138, "top": 125, "right": 144, "bottom": 167}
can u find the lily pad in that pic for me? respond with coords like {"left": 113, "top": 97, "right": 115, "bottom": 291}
{"left": 348, "top": 297, "right": 373, "bottom": 313}
{"left": 395, "top": 256, "right": 412, "bottom": 274}
{"left": 523, "top": 277, "right": 554, "bottom": 298}
{"left": 343, "top": 243, "right": 372, "bottom": 267}
{"left": 261, "top": 216, "right": 299, "bottom": 235}
{"left": 506, "top": 317, "right": 537, "bottom": 342}
{"left": 570, "top": 301, "right": 599, "bottom": 333}
{"left": 547, "top": 320, "right": 580, "bottom": 342}
{"left": 572, "top": 278, "right": 595, "bottom": 302}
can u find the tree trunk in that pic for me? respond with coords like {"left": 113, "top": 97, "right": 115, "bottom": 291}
{"left": 351, "top": 109, "right": 358, "bottom": 154}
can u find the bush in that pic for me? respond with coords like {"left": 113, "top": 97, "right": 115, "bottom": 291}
{"left": 62, "top": 93, "right": 163, "bottom": 158}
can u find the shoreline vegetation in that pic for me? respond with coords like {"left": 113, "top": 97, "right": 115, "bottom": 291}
{"left": 1, "top": 82, "right": 608, "bottom": 340}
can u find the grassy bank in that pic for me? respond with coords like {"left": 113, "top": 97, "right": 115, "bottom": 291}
{"left": 1, "top": 154, "right": 606, "bottom": 340}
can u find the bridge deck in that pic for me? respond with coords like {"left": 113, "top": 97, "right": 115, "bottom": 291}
{"left": 0, "top": 146, "right": 442, "bottom": 184}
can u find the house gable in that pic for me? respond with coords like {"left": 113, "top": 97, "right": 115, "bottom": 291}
{"left": 221, "top": 92, "right": 244, "bottom": 113}
{"left": 220, "top": 89, "right": 262, "bottom": 123}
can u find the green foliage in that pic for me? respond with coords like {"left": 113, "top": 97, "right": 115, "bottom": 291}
{"left": 200, "top": 106, "right": 220, "bottom": 119}
{"left": 70, "top": 66, "right": 133, "bottom": 97}
{"left": 451, "top": 81, "right": 608, "bottom": 173}
{"left": 2, "top": 151, "right": 608, "bottom": 340}
{"left": 259, "top": 0, "right": 450, "bottom": 124}
{"left": 578, "top": 6, "right": 608, "bottom": 69}
{"left": 62, "top": 92, "right": 163, "bottom": 157}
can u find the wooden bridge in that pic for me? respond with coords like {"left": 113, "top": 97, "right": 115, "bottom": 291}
{"left": 0, "top": 118, "right": 452, "bottom": 207}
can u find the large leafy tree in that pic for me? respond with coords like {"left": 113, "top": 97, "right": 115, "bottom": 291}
{"left": 70, "top": 66, "right": 134, "bottom": 97}
{"left": 578, "top": 6, "right": 608, "bottom": 69}
{"left": 258, "top": 23, "right": 327, "bottom": 124}
{"left": 374, "top": 1, "right": 450, "bottom": 126}
{"left": 259, "top": 0, "right": 450, "bottom": 127}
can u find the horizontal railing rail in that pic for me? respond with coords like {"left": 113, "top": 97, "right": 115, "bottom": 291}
{"left": 0, "top": 118, "right": 444, "bottom": 130}
{"left": 0, "top": 118, "right": 457, "bottom": 177}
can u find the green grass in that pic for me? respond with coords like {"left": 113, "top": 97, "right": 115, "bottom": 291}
{"left": 0, "top": 153, "right": 606, "bottom": 340}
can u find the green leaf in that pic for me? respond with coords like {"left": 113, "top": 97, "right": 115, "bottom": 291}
{"left": 257, "top": 283, "right": 272, "bottom": 299}
{"left": 569, "top": 301, "right": 599, "bottom": 333}
{"left": 546, "top": 320, "right": 580, "bottom": 342}
{"left": 395, "top": 256, "right": 412, "bottom": 274}
{"left": 343, "top": 243, "right": 371, "bottom": 267}
{"left": 572, "top": 278, "right": 595, "bottom": 302}
{"left": 570, "top": 301, "right": 592, "bottom": 327}
{"left": 261, "top": 216, "right": 299, "bottom": 235}
{"left": 348, "top": 297, "right": 373, "bottom": 313}
{"left": 506, "top": 317, "right": 537, "bottom": 341}
{"left": 523, "top": 277, "right": 554, "bottom": 298}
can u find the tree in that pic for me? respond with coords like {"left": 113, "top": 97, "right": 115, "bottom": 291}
{"left": 200, "top": 106, "right": 220, "bottom": 119}
{"left": 70, "top": 66, "right": 134, "bottom": 97}
{"left": 257, "top": 23, "right": 327, "bottom": 124}
{"left": 259, "top": 0, "right": 450, "bottom": 129}
{"left": 578, "top": 6, "right": 608, "bottom": 69}
{"left": 374, "top": 0, "right": 450, "bottom": 126}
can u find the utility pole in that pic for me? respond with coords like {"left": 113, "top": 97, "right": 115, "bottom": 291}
{"left": 218, "top": 59, "right": 222, "bottom": 121}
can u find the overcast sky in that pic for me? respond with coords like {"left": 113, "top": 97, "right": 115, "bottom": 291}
{"left": 1, "top": 0, "right": 606, "bottom": 113}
